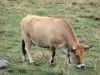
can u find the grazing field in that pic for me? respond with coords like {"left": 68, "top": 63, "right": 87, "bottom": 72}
{"left": 0, "top": 0, "right": 100, "bottom": 75}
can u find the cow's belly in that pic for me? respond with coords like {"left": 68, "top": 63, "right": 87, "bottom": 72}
{"left": 32, "top": 41, "right": 50, "bottom": 48}
{"left": 31, "top": 38, "right": 50, "bottom": 48}
{"left": 31, "top": 21, "right": 54, "bottom": 47}
{"left": 30, "top": 29, "right": 51, "bottom": 48}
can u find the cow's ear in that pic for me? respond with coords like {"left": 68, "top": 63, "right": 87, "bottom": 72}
{"left": 85, "top": 44, "right": 94, "bottom": 51}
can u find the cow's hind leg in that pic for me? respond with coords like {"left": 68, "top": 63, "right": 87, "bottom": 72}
{"left": 50, "top": 47, "right": 56, "bottom": 66}
{"left": 22, "top": 39, "right": 27, "bottom": 62}
{"left": 23, "top": 34, "right": 34, "bottom": 63}
{"left": 25, "top": 40, "right": 34, "bottom": 63}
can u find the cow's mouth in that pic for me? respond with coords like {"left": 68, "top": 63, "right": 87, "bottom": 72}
{"left": 77, "top": 64, "right": 85, "bottom": 68}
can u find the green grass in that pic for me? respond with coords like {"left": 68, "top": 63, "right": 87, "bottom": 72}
{"left": 0, "top": 0, "right": 100, "bottom": 75}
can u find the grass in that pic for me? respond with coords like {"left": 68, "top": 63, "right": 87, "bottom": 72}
{"left": 0, "top": 0, "right": 100, "bottom": 75}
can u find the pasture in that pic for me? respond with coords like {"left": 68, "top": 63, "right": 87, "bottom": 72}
{"left": 0, "top": 0, "right": 100, "bottom": 75}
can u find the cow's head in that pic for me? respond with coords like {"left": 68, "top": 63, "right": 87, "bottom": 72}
{"left": 72, "top": 44, "right": 94, "bottom": 68}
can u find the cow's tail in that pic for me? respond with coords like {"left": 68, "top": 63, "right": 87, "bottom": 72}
{"left": 22, "top": 39, "right": 26, "bottom": 56}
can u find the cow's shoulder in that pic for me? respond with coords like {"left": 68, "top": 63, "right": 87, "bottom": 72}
{"left": 53, "top": 17, "right": 71, "bottom": 28}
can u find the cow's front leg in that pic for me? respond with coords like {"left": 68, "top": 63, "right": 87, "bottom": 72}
{"left": 66, "top": 49, "right": 72, "bottom": 66}
{"left": 50, "top": 47, "right": 56, "bottom": 66}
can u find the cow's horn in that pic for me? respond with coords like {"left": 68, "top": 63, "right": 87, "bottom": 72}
{"left": 85, "top": 44, "right": 94, "bottom": 49}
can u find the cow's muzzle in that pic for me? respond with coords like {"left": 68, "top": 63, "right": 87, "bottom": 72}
{"left": 77, "top": 64, "right": 85, "bottom": 69}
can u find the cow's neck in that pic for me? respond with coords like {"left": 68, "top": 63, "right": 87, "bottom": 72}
{"left": 68, "top": 33, "right": 79, "bottom": 49}
{"left": 72, "top": 39, "right": 79, "bottom": 49}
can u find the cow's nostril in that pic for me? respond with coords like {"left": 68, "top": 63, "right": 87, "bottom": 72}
{"left": 77, "top": 64, "right": 85, "bottom": 69}
{"left": 81, "top": 65, "right": 85, "bottom": 68}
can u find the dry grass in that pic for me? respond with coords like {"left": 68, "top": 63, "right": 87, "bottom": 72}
{"left": 1, "top": 0, "right": 99, "bottom": 11}
{"left": 38, "top": 0, "right": 100, "bottom": 4}
{"left": 0, "top": 17, "right": 8, "bottom": 21}
{"left": 0, "top": 71, "right": 5, "bottom": 75}
{"left": 0, "top": 0, "right": 28, "bottom": 12}
{"left": 32, "top": 50, "right": 50, "bottom": 60}
{"left": 18, "top": 63, "right": 27, "bottom": 73}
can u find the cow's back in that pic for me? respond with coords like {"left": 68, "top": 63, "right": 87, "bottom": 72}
{"left": 21, "top": 15, "right": 77, "bottom": 47}
{"left": 21, "top": 14, "right": 49, "bottom": 34}
{"left": 31, "top": 17, "right": 62, "bottom": 46}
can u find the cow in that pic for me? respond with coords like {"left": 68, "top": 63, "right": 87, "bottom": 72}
{"left": 21, "top": 14, "right": 93, "bottom": 68}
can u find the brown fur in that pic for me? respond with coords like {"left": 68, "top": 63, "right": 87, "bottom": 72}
{"left": 21, "top": 14, "right": 79, "bottom": 48}
{"left": 21, "top": 14, "right": 85, "bottom": 66}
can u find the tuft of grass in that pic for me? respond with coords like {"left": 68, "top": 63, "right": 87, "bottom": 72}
{"left": 18, "top": 63, "right": 27, "bottom": 73}
{"left": 0, "top": 71, "right": 5, "bottom": 75}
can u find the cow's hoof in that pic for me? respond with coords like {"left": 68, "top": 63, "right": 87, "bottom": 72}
{"left": 50, "top": 63, "right": 56, "bottom": 67}
{"left": 34, "top": 62, "right": 40, "bottom": 66}
{"left": 7, "top": 69, "right": 15, "bottom": 73}
{"left": 67, "top": 64, "right": 72, "bottom": 66}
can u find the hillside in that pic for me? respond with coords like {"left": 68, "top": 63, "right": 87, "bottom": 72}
{"left": 0, "top": 0, "right": 100, "bottom": 75}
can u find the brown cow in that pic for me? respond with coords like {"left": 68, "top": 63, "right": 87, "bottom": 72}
{"left": 21, "top": 14, "right": 93, "bottom": 68}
